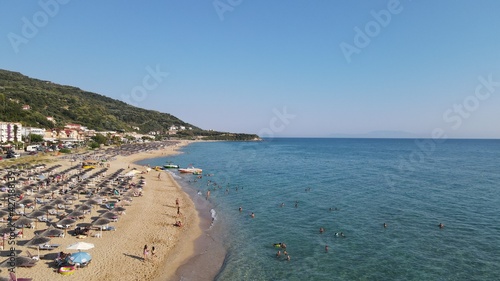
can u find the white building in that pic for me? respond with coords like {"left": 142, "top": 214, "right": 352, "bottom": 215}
{"left": 21, "top": 127, "right": 46, "bottom": 137}
{"left": 0, "top": 122, "right": 23, "bottom": 143}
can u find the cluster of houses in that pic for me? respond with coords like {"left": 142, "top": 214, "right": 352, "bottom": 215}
{"left": 0, "top": 102, "right": 195, "bottom": 148}
{"left": 0, "top": 119, "right": 191, "bottom": 148}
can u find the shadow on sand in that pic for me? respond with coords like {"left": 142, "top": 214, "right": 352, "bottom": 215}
{"left": 123, "top": 253, "right": 143, "bottom": 262}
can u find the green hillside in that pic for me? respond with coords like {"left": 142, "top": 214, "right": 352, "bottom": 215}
{"left": 0, "top": 69, "right": 259, "bottom": 141}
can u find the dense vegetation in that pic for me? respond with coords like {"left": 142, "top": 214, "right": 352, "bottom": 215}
{"left": 0, "top": 69, "right": 259, "bottom": 141}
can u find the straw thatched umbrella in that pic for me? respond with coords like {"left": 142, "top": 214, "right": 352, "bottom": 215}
{"left": 0, "top": 210, "right": 8, "bottom": 218}
{"left": 56, "top": 218, "right": 76, "bottom": 236}
{"left": 63, "top": 194, "right": 77, "bottom": 201}
{"left": 39, "top": 204, "right": 56, "bottom": 219}
{"left": 92, "top": 218, "right": 111, "bottom": 237}
{"left": 18, "top": 198, "right": 34, "bottom": 214}
{"left": 24, "top": 235, "right": 51, "bottom": 258}
{"left": 13, "top": 217, "right": 33, "bottom": 238}
{"left": 113, "top": 206, "right": 126, "bottom": 215}
{"left": 77, "top": 204, "right": 92, "bottom": 218}
{"left": 0, "top": 256, "right": 36, "bottom": 268}
{"left": 68, "top": 209, "right": 84, "bottom": 217}
{"left": 0, "top": 227, "right": 11, "bottom": 250}
{"left": 51, "top": 198, "right": 66, "bottom": 207}
{"left": 39, "top": 226, "right": 64, "bottom": 238}
{"left": 27, "top": 210, "right": 47, "bottom": 229}
{"left": 36, "top": 189, "right": 51, "bottom": 196}
{"left": 100, "top": 211, "right": 119, "bottom": 220}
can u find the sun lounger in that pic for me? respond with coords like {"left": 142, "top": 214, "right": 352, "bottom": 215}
{"left": 56, "top": 224, "right": 71, "bottom": 229}
{"left": 101, "top": 226, "right": 116, "bottom": 231}
{"left": 37, "top": 216, "right": 52, "bottom": 222}
{"left": 36, "top": 244, "right": 60, "bottom": 250}
{"left": 48, "top": 210, "right": 63, "bottom": 216}
{"left": 26, "top": 250, "right": 39, "bottom": 261}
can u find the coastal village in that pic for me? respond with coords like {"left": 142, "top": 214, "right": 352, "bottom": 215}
{"left": 1, "top": 111, "right": 194, "bottom": 152}
{"left": 0, "top": 111, "right": 192, "bottom": 147}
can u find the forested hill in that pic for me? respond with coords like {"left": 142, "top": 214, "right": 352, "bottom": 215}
{"left": 0, "top": 69, "right": 259, "bottom": 141}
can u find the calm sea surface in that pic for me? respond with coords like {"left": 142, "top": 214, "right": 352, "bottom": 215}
{"left": 139, "top": 138, "right": 500, "bottom": 281}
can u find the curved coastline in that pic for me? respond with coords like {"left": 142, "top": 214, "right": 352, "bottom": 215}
{"left": 8, "top": 140, "right": 210, "bottom": 281}
{"left": 163, "top": 174, "right": 227, "bottom": 281}
{"left": 142, "top": 142, "right": 227, "bottom": 281}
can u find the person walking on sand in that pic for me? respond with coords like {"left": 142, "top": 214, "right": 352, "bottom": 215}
{"left": 176, "top": 198, "right": 179, "bottom": 207}
{"left": 157, "top": 172, "right": 161, "bottom": 180}
{"left": 151, "top": 246, "right": 156, "bottom": 260}
{"left": 143, "top": 245, "right": 149, "bottom": 261}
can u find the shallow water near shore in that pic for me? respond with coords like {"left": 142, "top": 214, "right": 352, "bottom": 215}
{"left": 141, "top": 138, "right": 500, "bottom": 281}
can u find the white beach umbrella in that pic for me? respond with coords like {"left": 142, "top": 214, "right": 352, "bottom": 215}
{"left": 67, "top": 241, "right": 95, "bottom": 251}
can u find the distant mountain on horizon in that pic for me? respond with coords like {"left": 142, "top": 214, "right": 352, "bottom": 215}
{"left": 328, "top": 130, "right": 420, "bottom": 139}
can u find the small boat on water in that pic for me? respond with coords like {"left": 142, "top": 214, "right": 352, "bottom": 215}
{"left": 178, "top": 165, "right": 202, "bottom": 174}
{"left": 164, "top": 162, "right": 179, "bottom": 169}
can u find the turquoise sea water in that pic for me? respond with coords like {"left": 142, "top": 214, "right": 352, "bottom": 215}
{"left": 140, "top": 138, "right": 500, "bottom": 281}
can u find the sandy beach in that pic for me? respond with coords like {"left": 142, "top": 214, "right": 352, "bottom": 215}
{"left": 1, "top": 140, "right": 204, "bottom": 281}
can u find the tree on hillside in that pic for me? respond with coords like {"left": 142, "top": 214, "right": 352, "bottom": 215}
{"left": 30, "top": 134, "right": 44, "bottom": 143}
{"left": 91, "top": 133, "right": 107, "bottom": 145}
{"left": 13, "top": 124, "right": 18, "bottom": 142}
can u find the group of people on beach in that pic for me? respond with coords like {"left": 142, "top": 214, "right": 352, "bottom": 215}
{"left": 174, "top": 198, "right": 183, "bottom": 227}
{"left": 143, "top": 245, "right": 156, "bottom": 261}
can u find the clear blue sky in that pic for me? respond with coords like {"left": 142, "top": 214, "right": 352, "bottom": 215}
{"left": 2, "top": 0, "right": 500, "bottom": 138}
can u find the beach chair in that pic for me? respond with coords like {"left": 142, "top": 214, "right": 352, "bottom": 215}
{"left": 48, "top": 209, "right": 62, "bottom": 216}
{"left": 38, "top": 244, "right": 61, "bottom": 250}
{"left": 9, "top": 272, "right": 33, "bottom": 281}
{"left": 26, "top": 250, "right": 39, "bottom": 260}
{"left": 101, "top": 226, "right": 116, "bottom": 231}
{"left": 37, "top": 216, "right": 52, "bottom": 222}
